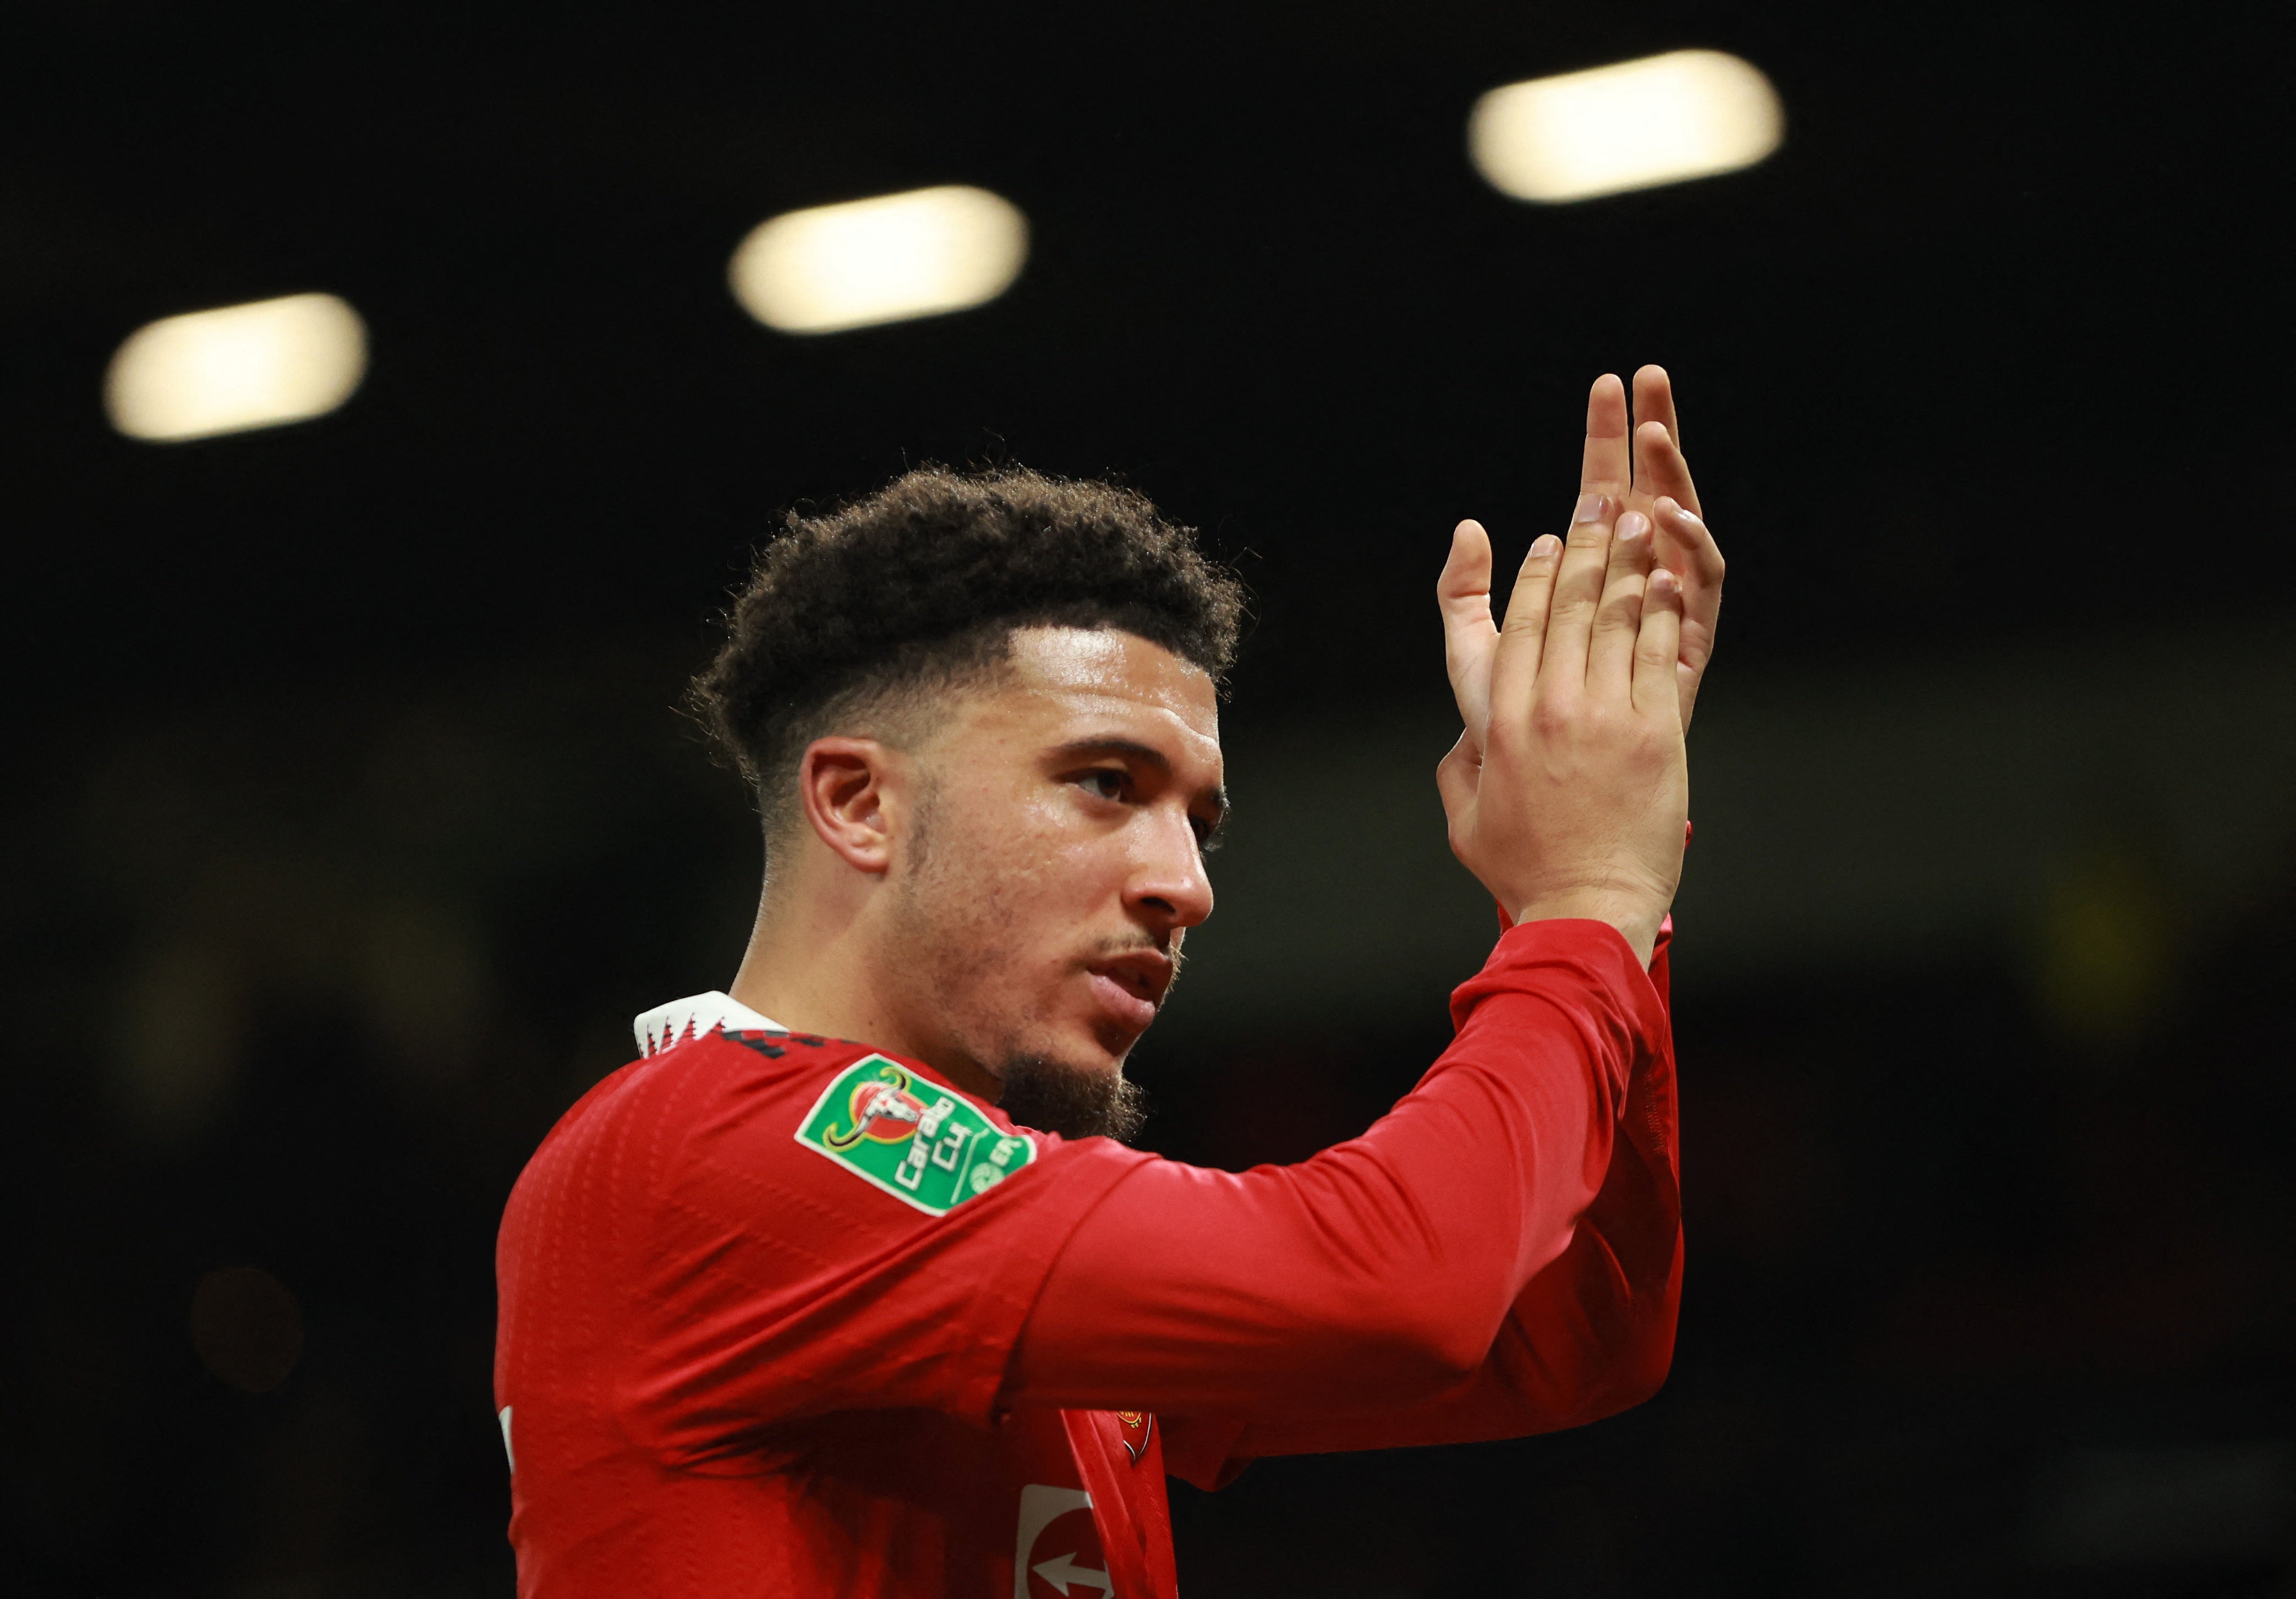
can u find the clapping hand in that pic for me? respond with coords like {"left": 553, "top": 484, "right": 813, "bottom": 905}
{"left": 1432, "top": 369, "right": 1724, "bottom": 962}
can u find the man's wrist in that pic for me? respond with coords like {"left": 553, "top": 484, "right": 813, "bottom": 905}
{"left": 1509, "top": 893, "right": 1663, "bottom": 967}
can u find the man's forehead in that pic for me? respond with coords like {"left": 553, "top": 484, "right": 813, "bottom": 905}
{"left": 1001, "top": 626, "right": 1221, "bottom": 749}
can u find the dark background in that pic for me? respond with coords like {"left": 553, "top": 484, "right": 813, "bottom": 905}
{"left": 5, "top": 2, "right": 2291, "bottom": 1594}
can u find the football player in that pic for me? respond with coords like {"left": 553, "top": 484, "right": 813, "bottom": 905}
{"left": 496, "top": 369, "right": 1722, "bottom": 1597}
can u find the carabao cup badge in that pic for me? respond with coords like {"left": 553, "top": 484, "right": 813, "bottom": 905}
{"left": 794, "top": 1055, "right": 1035, "bottom": 1215}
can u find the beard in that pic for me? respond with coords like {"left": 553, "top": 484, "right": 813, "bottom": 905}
{"left": 885, "top": 783, "right": 1157, "bottom": 1143}
{"left": 995, "top": 1055, "right": 1149, "bottom": 1144}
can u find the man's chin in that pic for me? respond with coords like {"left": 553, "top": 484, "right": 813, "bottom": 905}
{"left": 995, "top": 1053, "right": 1148, "bottom": 1144}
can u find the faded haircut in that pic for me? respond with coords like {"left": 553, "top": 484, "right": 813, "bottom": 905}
{"left": 689, "top": 464, "right": 1246, "bottom": 843}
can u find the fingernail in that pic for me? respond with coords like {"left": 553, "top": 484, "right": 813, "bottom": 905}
{"left": 1617, "top": 511, "right": 1650, "bottom": 540}
{"left": 1530, "top": 534, "right": 1560, "bottom": 558}
{"left": 1668, "top": 503, "right": 1704, "bottom": 529}
{"left": 1572, "top": 492, "right": 1607, "bottom": 524}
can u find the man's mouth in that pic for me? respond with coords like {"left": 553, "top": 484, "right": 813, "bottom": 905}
{"left": 1084, "top": 951, "right": 1174, "bottom": 1032}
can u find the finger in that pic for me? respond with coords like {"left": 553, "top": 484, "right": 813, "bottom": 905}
{"left": 1653, "top": 496, "right": 1725, "bottom": 727}
{"left": 1488, "top": 528, "right": 1568, "bottom": 721}
{"left": 1588, "top": 510, "right": 1656, "bottom": 698}
{"left": 1634, "top": 567, "right": 1685, "bottom": 722}
{"left": 1652, "top": 497, "right": 1723, "bottom": 590}
{"left": 1630, "top": 364, "right": 1680, "bottom": 450}
{"left": 1633, "top": 420, "right": 1702, "bottom": 517}
{"left": 1578, "top": 374, "right": 1631, "bottom": 502}
{"left": 1505, "top": 494, "right": 1611, "bottom": 709}
{"left": 1438, "top": 519, "right": 1500, "bottom": 741}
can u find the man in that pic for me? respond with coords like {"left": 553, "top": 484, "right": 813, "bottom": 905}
{"left": 494, "top": 368, "right": 1724, "bottom": 1597}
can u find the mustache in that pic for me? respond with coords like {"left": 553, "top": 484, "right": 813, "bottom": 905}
{"left": 1084, "top": 933, "right": 1186, "bottom": 977}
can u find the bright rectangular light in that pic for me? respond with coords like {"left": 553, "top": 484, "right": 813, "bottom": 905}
{"left": 1469, "top": 50, "right": 1783, "bottom": 204}
{"left": 729, "top": 185, "right": 1028, "bottom": 335}
{"left": 106, "top": 293, "right": 368, "bottom": 442}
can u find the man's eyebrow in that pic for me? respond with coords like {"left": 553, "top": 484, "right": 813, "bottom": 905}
{"left": 1051, "top": 736, "right": 1171, "bottom": 772}
{"left": 1051, "top": 737, "right": 1229, "bottom": 820}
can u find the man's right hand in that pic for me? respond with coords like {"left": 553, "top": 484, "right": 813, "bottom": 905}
{"left": 1434, "top": 391, "right": 1692, "bottom": 965}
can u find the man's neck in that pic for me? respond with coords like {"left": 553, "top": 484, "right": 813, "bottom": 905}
{"left": 730, "top": 899, "right": 1002, "bottom": 1103}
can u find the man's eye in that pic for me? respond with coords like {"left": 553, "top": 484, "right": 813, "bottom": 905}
{"left": 1079, "top": 770, "right": 1126, "bottom": 801}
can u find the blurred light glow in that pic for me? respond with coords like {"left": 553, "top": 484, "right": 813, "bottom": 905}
{"left": 106, "top": 293, "right": 368, "bottom": 442}
{"left": 1469, "top": 50, "right": 1783, "bottom": 204}
{"left": 728, "top": 185, "right": 1028, "bottom": 335}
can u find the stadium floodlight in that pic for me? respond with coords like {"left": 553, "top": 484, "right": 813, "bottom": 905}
{"left": 728, "top": 185, "right": 1029, "bottom": 335}
{"left": 105, "top": 293, "right": 368, "bottom": 442}
{"left": 1468, "top": 50, "right": 1784, "bottom": 204}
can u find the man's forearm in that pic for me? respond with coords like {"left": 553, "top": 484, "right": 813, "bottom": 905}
{"left": 1003, "top": 919, "right": 1669, "bottom": 1418}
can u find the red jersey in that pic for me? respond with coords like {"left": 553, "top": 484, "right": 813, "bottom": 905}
{"left": 495, "top": 919, "right": 1680, "bottom": 1597}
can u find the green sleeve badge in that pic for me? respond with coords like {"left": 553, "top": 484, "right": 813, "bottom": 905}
{"left": 794, "top": 1055, "right": 1035, "bottom": 1215}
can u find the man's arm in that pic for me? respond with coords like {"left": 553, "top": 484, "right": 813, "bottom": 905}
{"left": 1005, "top": 374, "right": 1716, "bottom": 1477}
{"left": 1004, "top": 916, "right": 1668, "bottom": 1430}
{"left": 1147, "top": 927, "right": 1680, "bottom": 1484}
{"left": 1007, "top": 456, "right": 1695, "bottom": 1437}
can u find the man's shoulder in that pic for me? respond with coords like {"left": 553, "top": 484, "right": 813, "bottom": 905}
{"left": 670, "top": 1033, "right": 1051, "bottom": 1221}
{"left": 557, "top": 1028, "right": 1047, "bottom": 1219}
{"left": 780, "top": 1048, "right": 1043, "bottom": 1218}
{"left": 565, "top": 1026, "right": 881, "bottom": 1143}
{"left": 508, "top": 1027, "right": 865, "bottom": 1199}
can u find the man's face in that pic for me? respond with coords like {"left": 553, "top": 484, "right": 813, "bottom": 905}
{"left": 880, "top": 626, "right": 1224, "bottom": 1109}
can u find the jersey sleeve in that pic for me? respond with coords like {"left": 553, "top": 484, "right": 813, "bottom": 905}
{"left": 1162, "top": 934, "right": 1680, "bottom": 1481}
{"left": 608, "top": 1037, "right": 1150, "bottom": 1469}
{"left": 1004, "top": 919, "right": 1679, "bottom": 1488}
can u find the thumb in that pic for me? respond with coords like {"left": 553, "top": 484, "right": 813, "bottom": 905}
{"left": 1435, "top": 731, "right": 1481, "bottom": 856}
{"left": 1438, "top": 519, "right": 1498, "bottom": 744}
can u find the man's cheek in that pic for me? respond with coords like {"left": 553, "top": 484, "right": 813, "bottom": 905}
{"left": 1035, "top": 832, "right": 1126, "bottom": 898}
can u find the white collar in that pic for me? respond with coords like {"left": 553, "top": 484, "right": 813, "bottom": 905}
{"left": 632, "top": 991, "right": 786, "bottom": 1058}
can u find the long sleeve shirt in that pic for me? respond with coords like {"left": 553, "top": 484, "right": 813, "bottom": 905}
{"left": 492, "top": 918, "right": 1680, "bottom": 1598}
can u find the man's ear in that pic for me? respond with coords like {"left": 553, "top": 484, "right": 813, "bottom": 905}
{"left": 796, "top": 737, "right": 906, "bottom": 875}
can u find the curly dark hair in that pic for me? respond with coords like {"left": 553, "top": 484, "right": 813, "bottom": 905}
{"left": 691, "top": 464, "right": 1246, "bottom": 836}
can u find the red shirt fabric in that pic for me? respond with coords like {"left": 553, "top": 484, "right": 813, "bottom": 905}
{"left": 494, "top": 918, "right": 1680, "bottom": 1597}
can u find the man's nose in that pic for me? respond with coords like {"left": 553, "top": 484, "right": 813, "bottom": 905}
{"left": 1128, "top": 808, "right": 1214, "bottom": 930}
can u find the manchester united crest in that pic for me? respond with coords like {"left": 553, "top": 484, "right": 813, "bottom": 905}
{"left": 1113, "top": 1411, "right": 1153, "bottom": 1465}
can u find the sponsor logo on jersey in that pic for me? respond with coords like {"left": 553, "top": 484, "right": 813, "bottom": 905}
{"left": 795, "top": 1055, "right": 1035, "bottom": 1215}
{"left": 1017, "top": 1485, "right": 1105, "bottom": 1599}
